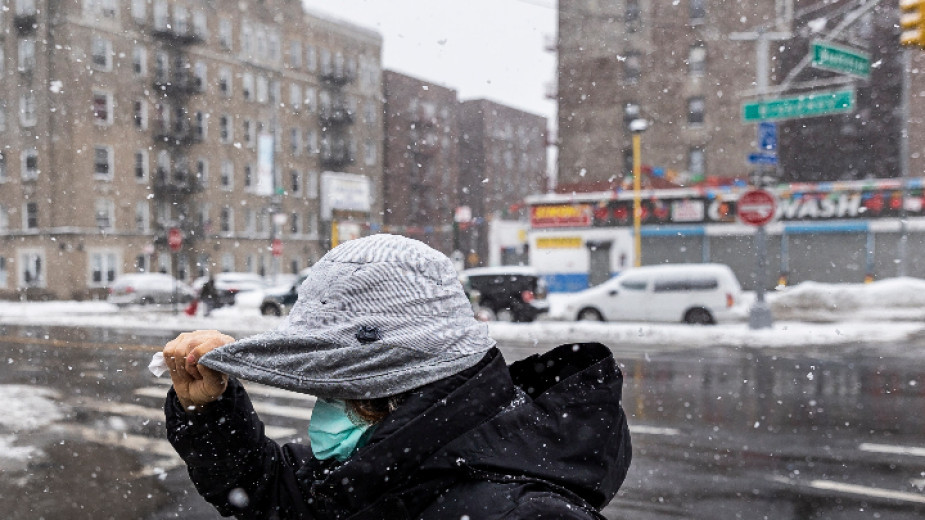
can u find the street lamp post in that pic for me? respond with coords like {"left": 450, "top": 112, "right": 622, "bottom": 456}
{"left": 629, "top": 119, "right": 648, "bottom": 267}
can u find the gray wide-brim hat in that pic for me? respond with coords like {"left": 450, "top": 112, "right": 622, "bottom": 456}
{"left": 199, "top": 234, "right": 495, "bottom": 399}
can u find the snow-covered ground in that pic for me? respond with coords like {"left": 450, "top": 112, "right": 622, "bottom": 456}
{"left": 1, "top": 277, "right": 924, "bottom": 348}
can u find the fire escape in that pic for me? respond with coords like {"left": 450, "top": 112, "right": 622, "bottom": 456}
{"left": 319, "top": 55, "right": 356, "bottom": 170}
{"left": 150, "top": 21, "right": 204, "bottom": 257}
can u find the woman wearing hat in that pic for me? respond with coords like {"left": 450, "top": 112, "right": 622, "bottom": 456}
{"left": 162, "top": 234, "right": 631, "bottom": 519}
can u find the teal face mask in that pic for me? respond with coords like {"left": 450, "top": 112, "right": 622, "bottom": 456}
{"left": 308, "top": 398, "right": 375, "bottom": 462}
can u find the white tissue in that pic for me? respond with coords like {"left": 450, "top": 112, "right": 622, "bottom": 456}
{"left": 148, "top": 352, "right": 169, "bottom": 377}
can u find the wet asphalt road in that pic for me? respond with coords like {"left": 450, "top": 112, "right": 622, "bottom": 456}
{"left": 1, "top": 323, "right": 924, "bottom": 519}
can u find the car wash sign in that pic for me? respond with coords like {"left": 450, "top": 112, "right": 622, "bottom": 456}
{"left": 530, "top": 204, "right": 592, "bottom": 228}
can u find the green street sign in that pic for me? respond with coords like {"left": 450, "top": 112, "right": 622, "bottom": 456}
{"left": 811, "top": 40, "right": 870, "bottom": 79}
{"left": 742, "top": 89, "right": 855, "bottom": 122}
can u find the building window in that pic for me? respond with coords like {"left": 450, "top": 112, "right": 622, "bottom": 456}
{"left": 134, "top": 99, "right": 147, "bottom": 129}
{"left": 0, "top": 204, "right": 8, "bottom": 232}
{"left": 0, "top": 256, "right": 7, "bottom": 289}
{"left": 133, "top": 46, "right": 146, "bottom": 76}
{"left": 19, "top": 249, "right": 45, "bottom": 288}
{"left": 305, "top": 44, "right": 317, "bottom": 71}
{"left": 0, "top": 153, "right": 6, "bottom": 182}
{"left": 626, "top": 0, "right": 640, "bottom": 32}
{"left": 290, "top": 128, "right": 301, "bottom": 155}
{"left": 192, "top": 62, "right": 207, "bottom": 92}
{"left": 91, "top": 37, "right": 112, "bottom": 71}
{"left": 23, "top": 201, "right": 38, "bottom": 229}
{"left": 221, "top": 253, "right": 234, "bottom": 272}
{"left": 89, "top": 250, "right": 119, "bottom": 286}
{"left": 135, "top": 201, "right": 149, "bottom": 232}
{"left": 154, "top": 51, "right": 169, "bottom": 83}
{"left": 192, "top": 10, "right": 208, "bottom": 40}
{"left": 242, "top": 73, "right": 254, "bottom": 101}
{"left": 305, "top": 87, "right": 316, "bottom": 112}
{"left": 289, "top": 41, "right": 302, "bottom": 68}
{"left": 84, "top": 0, "right": 117, "bottom": 21}
{"left": 305, "top": 130, "right": 317, "bottom": 154}
{"left": 95, "top": 199, "right": 115, "bottom": 230}
{"left": 687, "top": 96, "right": 705, "bottom": 126}
{"left": 688, "top": 43, "right": 706, "bottom": 76}
{"left": 153, "top": 0, "right": 168, "bottom": 30}
{"left": 244, "top": 208, "right": 256, "bottom": 233}
{"left": 290, "top": 169, "right": 301, "bottom": 195}
{"left": 131, "top": 0, "right": 146, "bottom": 22}
{"left": 243, "top": 119, "right": 254, "bottom": 148}
{"left": 20, "top": 92, "right": 36, "bottom": 127}
{"left": 290, "top": 212, "right": 301, "bottom": 235}
{"left": 220, "top": 160, "right": 233, "bottom": 189}
{"left": 194, "top": 111, "right": 206, "bottom": 141}
{"left": 134, "top": 150, "right": 148, "bottom": 181}
{"left": 196, "top": 158, "right": 208, "bottom": 186}
{"left": 623, "top": 51, "right": 641, "bottom": 83}
{"left": 289, "top": 84, "right": 302, "bottom": 109}
{"left": 16, "top": 0, "right": 37, "bottom": 16}
{"left": 364, "top": 139, "right": 377, "bottom": 166}
{"left": 218, "top": 67, "right": 232, "bottom": 97}
{"left": 220, "top": 206, "right": 233, "bottom": 233}
{"left": 256, "top": 75, "right": 269, "bottom": 103}
{"left": 18, "top": 38, "right": 35, "bottom": 73}
{"left": 243, "top": 164, "right": 254, "bottom": 189}
{"left": 220, "top": 114, "right": 232, "bottom": 143}
{"left": 689, "top": 147, "right": 706, "bottom": 176}
{"left": 690, "top": 0, "right": 706, "bottom": 24}
{"left": 307, "top": 171, "right": 318, "bottom": 199}
{"left": 219, "top": 18, "right": 233, "bottom": 50}
{"left": 92, "top": 91, "right": 112, "bottom": 124}
{"left": 93, "top": 146, "right": 113, "bottom": 180}
{"left": 22, "top": 148, "right": 38, "bottom": 180}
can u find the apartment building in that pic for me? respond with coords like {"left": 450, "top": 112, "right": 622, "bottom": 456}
{"left": 0, "top": 0, "right": 383, "bottom": 299}
{"left": 458, "top": 99, "right": 547, "bottom": 266}
{"left": 381, "top": 70, "right": 460, "bottom": 254}
{"left": 554, "top": 0, "right": 910, "bottom": 189}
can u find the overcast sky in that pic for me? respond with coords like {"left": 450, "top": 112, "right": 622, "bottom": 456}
{"left": 300, "top": 0, "right": 558, "bottom": 126}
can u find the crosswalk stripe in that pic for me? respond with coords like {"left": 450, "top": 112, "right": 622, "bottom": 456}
{"left": 859, "top": 442, "right": 925, "bottom": 458}
{"left": 630, "top": 425, "right": 681, "bottom": 436}
{"left": 133, "top": 386, "right": 314, "bottom": 420}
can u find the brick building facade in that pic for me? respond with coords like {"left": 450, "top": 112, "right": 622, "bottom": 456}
{"left": 0, "top": 0, "right": 383, "bottom": 299}
{"left": 555, "top": 0, "right": 917, "bottom": 189}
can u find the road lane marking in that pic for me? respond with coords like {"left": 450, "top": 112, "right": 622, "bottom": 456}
{"left": 0, "top": 334, "right": 157, "bottom": 352}
{"left": 807, "top": 479, "right": 925, "bottom": 504}
{"left": 134, "top": 386, "right": 314, "bottom": 420}
{"left": 859, "top": 442, "right": 925, "bottom": 458}
{"left": 141, "top": 380, "right": 318, "bottom": 402}
{"left": 629, "top": 425, "right": 681, "bottom": 436}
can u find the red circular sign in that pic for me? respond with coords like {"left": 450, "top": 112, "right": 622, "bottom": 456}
{"left": 167, "top": 227, "right": 183, "bottom": 252}
{"left": 271, "top": 238, "right": 283, "bottom": 257}
{"left": 736, "top": 189, "right": 778, "bottom": 226}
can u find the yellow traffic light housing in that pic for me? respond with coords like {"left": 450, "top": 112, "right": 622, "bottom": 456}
{"left": 901, "top": 0, "right": 925, "bottom": 47}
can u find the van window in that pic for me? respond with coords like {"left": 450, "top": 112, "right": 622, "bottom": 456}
{"left": 619, "top": 276, "right": 647, "bottom": 291}
{"left": 653, "top": 276, "right": 718, "bottom": 292}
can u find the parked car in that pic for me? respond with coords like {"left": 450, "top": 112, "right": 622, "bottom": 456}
{"left": 260, "top": 275, "right": 308, "bottom": 316}
{"left": 108, "top": 273, "right": 196, "bottom": 307}
{"left": 458, "top": 266, "right": 549, "bottom": 322}
{"left": 555, "top": 263, "right": 745, "bottom": 324}
{"left": 192, "top": 272, "right": 267, "bottom": 307}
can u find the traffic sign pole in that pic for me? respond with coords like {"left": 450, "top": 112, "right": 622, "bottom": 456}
{"left": 736, "top": 189, "right": 777, "bottom": 329}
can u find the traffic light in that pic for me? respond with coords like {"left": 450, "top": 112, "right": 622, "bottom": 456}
{"left": 901, "top": 0, "right": 925, "bottom": 47}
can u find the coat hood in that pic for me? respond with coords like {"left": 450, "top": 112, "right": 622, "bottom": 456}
{"left": 309, "top": 343, "right": 631, "bottom": 515}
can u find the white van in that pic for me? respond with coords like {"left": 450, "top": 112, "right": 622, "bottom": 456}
{"left": 555, "top": 263, "right": 746, "bottom": 324}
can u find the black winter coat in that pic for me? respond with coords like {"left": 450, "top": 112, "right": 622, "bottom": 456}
{"left": 165, "top": 343, "right": 632, "bottom": 519}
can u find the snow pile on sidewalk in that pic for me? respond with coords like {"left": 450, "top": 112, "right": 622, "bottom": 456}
{"left": 767, "top": 277, "right": 925, "bottom": 322}
{"left": 0, "top": 278, "right": 924, "bottom": 347}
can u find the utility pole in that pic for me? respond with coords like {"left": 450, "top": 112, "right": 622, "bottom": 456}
{"left": 731, "top": 27, "right": 789, "bottom": 330}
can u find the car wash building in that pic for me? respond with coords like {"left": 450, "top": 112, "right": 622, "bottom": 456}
{"left": 525, "top": 178, "right": 925, "bottom": 292}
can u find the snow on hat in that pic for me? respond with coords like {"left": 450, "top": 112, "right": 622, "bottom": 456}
{"left": 199, "top": 234, "right": 495, "bottom": 399}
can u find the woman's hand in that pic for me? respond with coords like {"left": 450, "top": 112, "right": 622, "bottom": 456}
{"left": 163, "top": 330, "right": 235, "bottom": 412}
